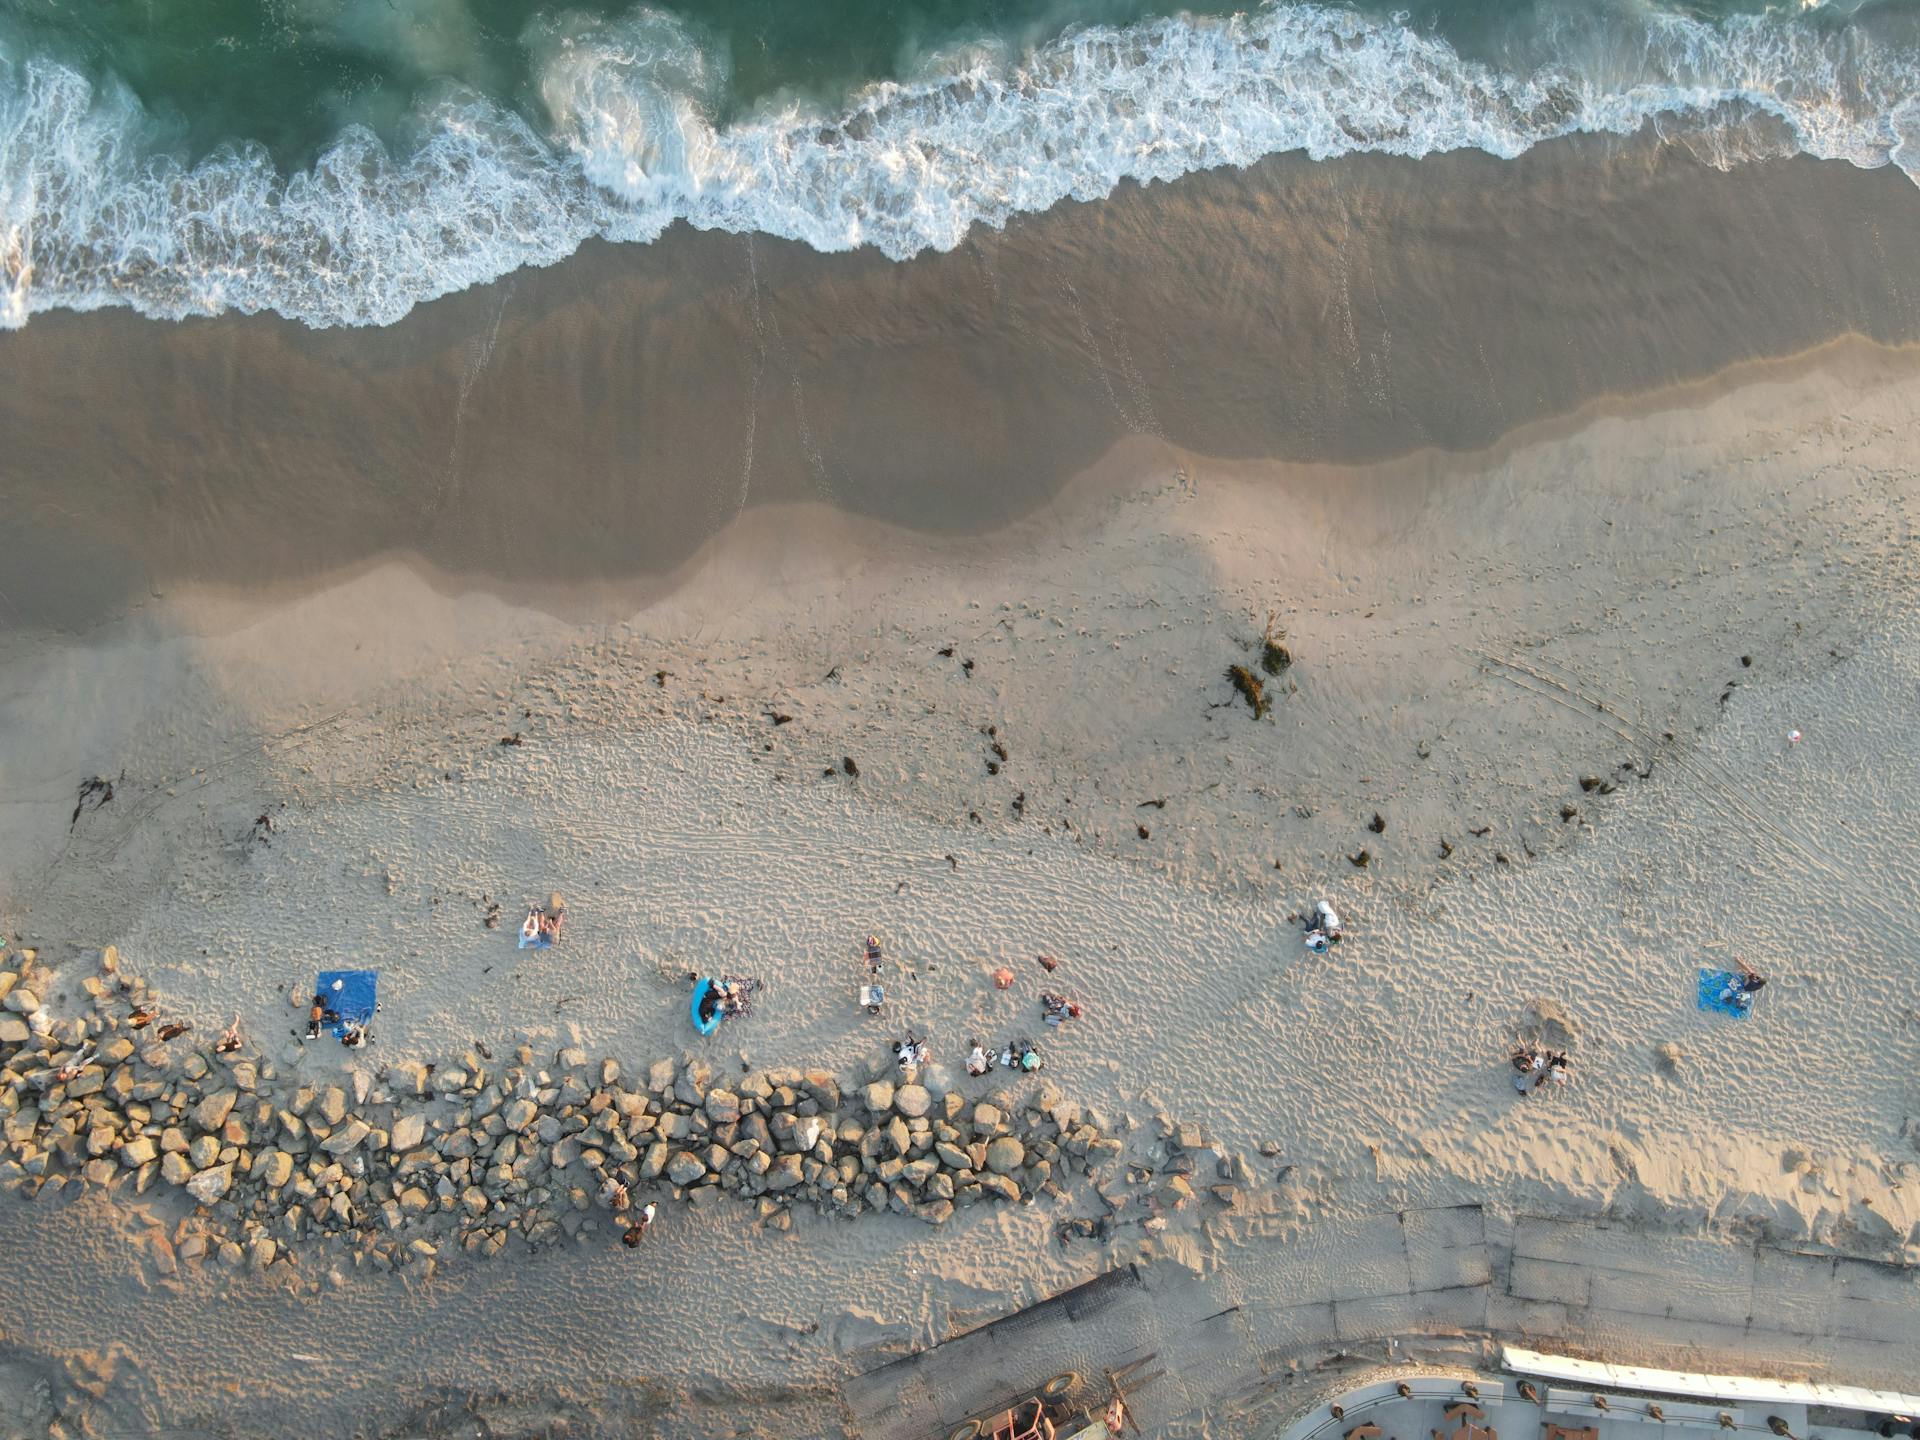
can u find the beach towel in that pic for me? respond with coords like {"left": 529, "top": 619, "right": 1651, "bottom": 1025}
{"left": 316, "top": 969, "right": 378, "bottom": 1039}
{"left": 1697, "top": 968, "right": 1753, "bottom": 1020}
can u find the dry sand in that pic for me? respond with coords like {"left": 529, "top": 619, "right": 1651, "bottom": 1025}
{"left": 1, "top": 338, "right": 1917, "bottom": 1435}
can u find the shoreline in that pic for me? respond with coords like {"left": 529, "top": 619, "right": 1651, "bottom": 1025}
{"left": 4, "top": 135, "right": 1920, "bottom": 633}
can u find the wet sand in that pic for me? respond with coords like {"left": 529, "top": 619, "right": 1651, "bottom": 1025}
{"left": 3, "top": 132, "right": 1919, "bottom": 630}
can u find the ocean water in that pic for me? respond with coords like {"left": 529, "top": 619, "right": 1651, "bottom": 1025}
{"left": 2, "top": 0, "right": 1917, "bottom": 329}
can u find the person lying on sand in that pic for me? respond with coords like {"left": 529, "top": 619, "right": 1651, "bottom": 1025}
{"left": 127, "top": 1005, "right": 156, "bottom": 1030}
{"left": 215, "top": 1015, "right": 242, "bottom": 1054}
{"left": 157, "top": 1021, "right": 190, "bottom": 1042}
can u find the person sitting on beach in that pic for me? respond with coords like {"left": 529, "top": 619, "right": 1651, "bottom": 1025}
{"left": 1014, "top": 1037, "right": 1044, "bottom": 1073}
{"left": 520, "top": 908, "right": 542, "bottom": 945}
{"left": 539, "top": 909, "right": 563, "bottom": 941}
{"left": 339, "top": 1022, "right": 364, "bottom": 1047}
{"left": 865, "top": 935, "right": 883, "bottom": 974}
{"left": 1304, "top": 928, "right": 1330, "bottom": 954}
{"left": 696, "top": 983, "right": 722, "bottom": 1027}
{"left": 1719, "top": 957, "right": 1767, "bottom": 1010}
{"left": 215, "top": 1014, "right": 242, "bottom": 1055}
{"left": 966, "top": 1040, "right": 991, "bottom": 1076}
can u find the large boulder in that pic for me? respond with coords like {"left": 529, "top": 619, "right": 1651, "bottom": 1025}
{"left": 502, "top": 1098, "right": 539, "bottom": 1132}
{"left": 254, "top": 1150, "right": 295, "bottom": 1188}
{"left": 764, "top": 1153, "right": 804, "bottom": 1191}
{"left": 321, "top": 1118, "right": 371, "bottom": 1156}
{"left": 390, "top": 1113, "right": 427, "bottom": 1153}
{"left": 666, "top": 1150, "right": 707, "bottom": 1186}
{"left": 704, "top": 1090, "right": 742, "bottom": 1123}
{"left": 893, "top": 1084, "right": 932, "bottom": 1119}
{"left": 185, "top": 1165, "right": 234, "bottom": 1206}
{"left": 985, "top": 1137, "right": 1025, "bottom": 1175}
{"left": 863, "top": 1080, "right": 895, "bottom": 1114}
{"left": 192, "top": 1090, "right": 238, "bottom": 1133}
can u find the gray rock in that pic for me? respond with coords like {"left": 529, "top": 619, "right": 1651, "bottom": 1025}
{"left": 666, "top": 1150, "right": 707, "bottom": 1186}
{"left": 0, "top": 1017, "right": 27, "bottom": 1045}
{"left": 3, "top": 989, "right": 38, "bottom": 1014}
{"left": 764, "top": 1153, "right": 804, "bottom": 1191}
{"left": 185, "top": 1164, "right": 234, "bottom": 1205}
{"left": 864, "top": 1080, "right": 895, "bottom": 1114}
{"left": 318, "top": 1086, "right": 348, "bottom": 1126}
{"left": 118, "top": 1136, "right": 157, "bottom": 1168}
{"left": 704, "top": 1089, "right": 742, "bottom": 1123}
{"left": 390, "top": 1113, "right": 427, "bottom": 1153}
{"left": 639, "top": 1140, "right": 669, "bottom": 1179}
{"left": 255, "top": 1150, "right": 295, "bottom": 1188}
{"left": 321, "top": 1118, "right": 372, "bottom": 1156}
{"left": 502, "top": 1098, "right": 539, "bottom": 1132}
{"left": 887, "top": 1116, "right": 913, "bottom": 1157}
{"left": 893, "top": 1084, "right": 932, "bottom": 1118}
{"left": 192, "top": 1090, "right": 238, "bottom": 1133}
{"left": 977, "top": 1173, "right": 1021, "bottom": 1202}
{"left": 935, "top": 1141, "right": 970, "bottom": 1170}
{"left": 647, "top": 1058, "right": 676, "bottom": 1094}
{"left": 972, "top": 1103, "right": 1003, "bottom": 1134}
{"left": 792, "top": 1115, "right": 826, "bottom": 1154}
{"left": 985, "top": 1137, "right": 1025, "bottom": 1175}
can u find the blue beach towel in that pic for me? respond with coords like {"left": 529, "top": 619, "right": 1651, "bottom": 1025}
{"left": 1697, "top": 968, "right": 1753, "bottom": 1020}
{"left": 315, "top": 969, "right": 378, "bottom": 1038}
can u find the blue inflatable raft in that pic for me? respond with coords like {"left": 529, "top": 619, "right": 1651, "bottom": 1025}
{"left": 690, "top": 977, "right": 723, "bottom": 1036}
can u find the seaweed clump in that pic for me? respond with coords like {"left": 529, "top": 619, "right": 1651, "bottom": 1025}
{"left": 1227, "top": 664, "right": 1270, "bottom": 720}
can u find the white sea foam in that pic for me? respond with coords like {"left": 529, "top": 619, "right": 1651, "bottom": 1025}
{"left": 2, "top": 1, "right": 1917, "bottom": 329}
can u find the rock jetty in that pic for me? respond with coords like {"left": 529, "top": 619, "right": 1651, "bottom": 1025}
{"left": 0, "top": 945, "right": 1130, "bottom": 1276}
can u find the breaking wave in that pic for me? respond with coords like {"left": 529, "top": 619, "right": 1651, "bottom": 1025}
{"left": 2, "top": 1, "right": 1918, "bottom": 329}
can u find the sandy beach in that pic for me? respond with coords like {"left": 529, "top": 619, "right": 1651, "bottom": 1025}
{"left": 2, "top": 253, "right": 1918, "bottom": 1440}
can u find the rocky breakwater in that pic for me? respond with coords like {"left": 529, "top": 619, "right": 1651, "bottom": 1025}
{"left": 0, "top": 946, "right": 1126, "bottom": 1276}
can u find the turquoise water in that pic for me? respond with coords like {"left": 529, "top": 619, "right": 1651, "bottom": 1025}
{"left": 0, "top": 0, "right": 1914, "bottom": 327}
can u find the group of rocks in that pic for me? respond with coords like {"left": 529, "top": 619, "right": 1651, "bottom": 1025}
{"left": 0, "top": 945, "right": 1132, "bottom": 1277}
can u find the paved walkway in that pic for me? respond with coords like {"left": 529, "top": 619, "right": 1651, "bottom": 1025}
{"left": 842, "top": 1208, "right": 1920, "bottom": 1439}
